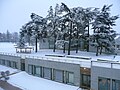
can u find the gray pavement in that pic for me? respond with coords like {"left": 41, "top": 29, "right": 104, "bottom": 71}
{"left": 0, "top": 80, "right": 22, "bottom": 90}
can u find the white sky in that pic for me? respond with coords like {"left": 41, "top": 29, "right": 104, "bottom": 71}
{"left": 0, "top": 0, "right": 120, "bottom": 33}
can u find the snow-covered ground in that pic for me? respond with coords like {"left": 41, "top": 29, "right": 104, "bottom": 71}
{"left": 0, "top": 42, "right": 118, "bottom": 60}
{"left": 0, "top": 42, "right": 120, "bottom": 68}
{"left": 0, "top": 87, "right": 4, "bottom": 90}
{"left": 0, "top": 42, "right": 120, "bottom": 70}
{"left": 0, "top": 42, "right": 16, "bottom": 53}
{"left": 0, "top": 65, "right": 80, "bottom": 90}
{"left": 8, "top": 72, "right": 80, "bottom": 90}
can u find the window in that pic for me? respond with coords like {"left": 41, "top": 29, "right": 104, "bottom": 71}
{"left": 68, "top": 72, "right": 74, "bottom": 84}
{"left": 10, "top": 61, "right": 17, "bottom": 69}
{"left": 98, "top": 77, "right": 110, "bottom": 90}
{"left": 21, "top": 62, "right": 25, "bottom": 71}
{"left": 13, "top": 62, "right": 17, "bottom": 69}
{"left": 28, "top": 64, "right": 34, "bottom": 75}
{"left": 54, "top": 69, "right": 64, "bottom": 83}
{"left": 11, "top": 62, "right": 14, "bottom": 68}
{"left": 81, "top": 74, "right": 90, "bottom": 88}
{"left": 1, "top": 60, "right": 5, "bottom": 65}
{"left": 6, "top": 60, "right": 11, "bottom": 67}
{"left": 0, "top": 59, "right": 1, "bottom": 64}
{"left": 34, "top": 66, "right": 42, "bottom": 77}
{"left": 43, "top": 67, "right": 52, "bottom": 80}
{"left": 66, "top": 72, "right": 74, "bottom": 85}
{"left": 112, "top": 79, "right": 120, "bottom": 90}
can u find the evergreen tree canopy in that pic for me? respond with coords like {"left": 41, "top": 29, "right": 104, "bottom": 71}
{"left": 91, "top": 4, "right": 119, "bottom": 55}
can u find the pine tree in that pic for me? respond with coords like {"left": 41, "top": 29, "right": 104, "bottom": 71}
{"left": 19, "top": 31, "right": 25, "bottom": 48}
{"left": 82, "top": 7, "right": 98, "bottom": 52}
{"left": 47, "top": 4, "right": 60, "bottom": 52}
{"left": 24, "top": 21, "right": 33, "bottom": 45}
{"left": 91, "top": 5, "right": 119, "bottom": 56}
{"left": 30, "top": 13, "right": 47, "bottom": 52}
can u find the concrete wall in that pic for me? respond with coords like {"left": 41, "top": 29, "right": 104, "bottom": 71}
{"left": 0, "top": 54, "right": 21, "bottom": 69}
{"left": 25, "top": 58, "right": 80, "bottom": 86}
{"left": 91, "top": 66, "right": 120, "bottom": 90}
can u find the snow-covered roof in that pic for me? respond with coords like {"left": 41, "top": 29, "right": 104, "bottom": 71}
{"left": 0, "top": 42, "right": 120, "bottom": 69}
{"left": 0, "top": 65, "right": 81, "bottom": 90}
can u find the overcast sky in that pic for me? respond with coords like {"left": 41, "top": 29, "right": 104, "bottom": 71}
{"left": 0, "top": 0, "right": 120, "bottom": 33}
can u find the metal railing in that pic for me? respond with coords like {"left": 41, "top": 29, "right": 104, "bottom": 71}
{"left": 1, "top": 52, "right": 120, "bottom": 69}
{"left": 0, "top": 52, "right": 91, "bottom": 68}
{"left": 91, "top": 61, "right": 120, "bottom": 69}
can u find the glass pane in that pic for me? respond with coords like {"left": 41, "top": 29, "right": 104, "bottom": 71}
{"left": 13, "top": 62, "right": 17, "bottom": 69}
{"left": 2, "top": 60, "right": 5, "bottom": 65}
{"left": 68, "top": 72, "right": 74, "bottom": 84}
{"left": 112, "top": 80, "right": 120, "bottom": 90}
{"left": 43, "top": 67, "right": 51, "bottom": 79}
{"left": 81, "top": 74, "right": 90, "bottom": 87}
{"left": 98, "top": 77, "right": 110, "bottom": 90}
{"left": 6, "top": 61, "right": 11, "bottom": 67}
{"left": 116, "top": 80, "right": 120, "bottom": 90}
{"left": 28, "top": 65, "right": 33, "bottom": 74}
{"left": 11, "top": 62, "right": 14, "bottom": 68}
{"left": 54, "top": 70, "right": 63, "bottom": 82}
{"left": 35, "top": 66, "right": 41, "bottom": 77}
{"left": 112, "top": 80, "right": 116, "bottom": 90}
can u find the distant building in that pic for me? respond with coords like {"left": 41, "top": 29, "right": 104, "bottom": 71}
{"left": 89, "top": 35, "right": 120, "bottom": 55}
{"left": 39, "top": 37, "right": 86, "bottom": 51}
{"left": 115, "top": 35, "right": 120, "bottom": 54}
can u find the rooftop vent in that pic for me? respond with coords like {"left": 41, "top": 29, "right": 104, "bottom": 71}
{"left": 97, "top": 59, "right": 119, "bottom": 63}
{"left": 45, "top": 54, "right": 65, "bottom": 57}
{"left": 66, "top": 55, "right": 91, "bottom": 60}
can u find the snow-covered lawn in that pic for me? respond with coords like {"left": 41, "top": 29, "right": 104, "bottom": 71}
{"left": 0, "top": 42, "right": 118, "bottom": 61}
{"left": 0, "top": 42, "right": 16, "bottom": 53}
{"left": 0, "top": 42, "right": 120, "bottom": 68}
{"left": 8, "top": 72, "right": 80, "bottom": 90}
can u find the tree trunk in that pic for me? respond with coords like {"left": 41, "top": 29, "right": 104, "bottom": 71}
{"left": 63, "top": 34, "right": 65, "bottom": 53}
{"left": 68, "top": 21, "right": 72, "bottom": 55}
{"left": 100, "top": 46, "right": 103, "bottom": 55}
{"left": 76, "top": 29, "right": 79, "bottom": 53}
{"left": 28, "top": 36, "right": 31, "bottom": 46}
{"left": 96, "top": 46, "right": 99, "bottom": 56}
{"left": 53, "top": 13, "right": 57, "bottom": 52}
{"left": 35, "top": 36, "right": 37, "bottom": 53}
{"left": 53, "top": 35, "right": 56, "bottom": 52}
{"left": 87, "top": 21, "right": 89, "bottom": 52}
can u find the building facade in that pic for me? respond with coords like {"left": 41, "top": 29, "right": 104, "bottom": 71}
{"left": 0, "top": 53, "right": 120, "bottom": 90}
{"left": 91, "top": 61, "right": 120, "bottom": 90}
